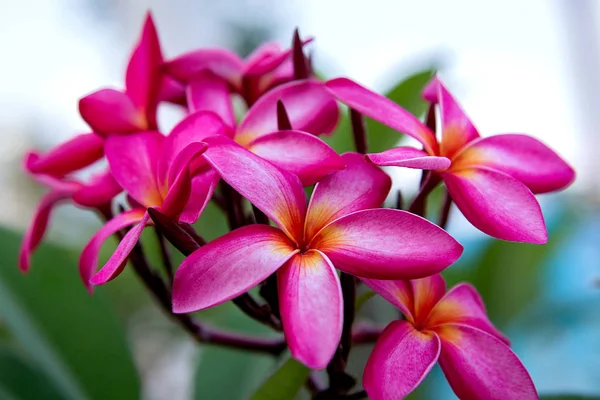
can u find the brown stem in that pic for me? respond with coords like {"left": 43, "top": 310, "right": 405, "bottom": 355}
{"left": 350, "top": 109, "right": 368, "bottom": 155}
{"left": 439, "top": 191, "right": 453, "bottom": 230}
{"left": 292, "top": 28, "right": 309, "bottom": 80}
{"left": 154, "top": 227, "right": 174, "bottom": 283}
{"left": 408, "top": 174, "right": 441, "bottom": 217}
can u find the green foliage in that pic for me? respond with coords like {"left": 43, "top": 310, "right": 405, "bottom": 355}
{"left": 249, "top": 357, "right": 310, "bottom": 400}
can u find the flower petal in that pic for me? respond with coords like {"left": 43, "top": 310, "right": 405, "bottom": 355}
{"left": 243, "top": 38, "right": 312, "bottom": 76}
{"left": 278, "top": 250, "right": 342, "bottom": 369}
{"left": 158, "top": 75, "right": 187, "bottom": 106}
{"left": 427, "top": 283, "right": 509, "bottom": 344}
{"left": 72, "top": 170, "right": 122, "bottom": 208}
{"left": 79, "top": 89, "right": 145, "bottom": 134}
{"left": 179, "top": 169, "right": 220, "bottom": 224}
{"left": 237, "top": 80, "right": 339, "bottom": 145}
{"left": 105, "top": 131, "right": 163, "bottom": 207}
{"left": 452, "top": 134, "right": 575, "bottom": 194}
{"left": 201, "top": 135, "right": 306, "bottom": 243}
{"left": 247, "top": 130, "right": 345, "bottom": 186}
{"left": 304, "top": 152, "right": 391, "bottom": 241}
{"left": 25, "top": 133, "right": 104, "bottom": 177}
{"left": 325, "top": 78, "right": 438, "bottom": 154}
{"left": 442, "top": 167, "right": 548, "bottom": 244}
{"left": 172, "top": 224, "right": 297, "bottom": 313}
{"left": 164, "top": 48, "right": 244, "bottom": 88}
{"left": 89, "top": 212, "right": 151, "bottom": 287}
{"left": 367, "top": 147, "right": 450, "bottom": 170}
{"left": 186, "top": 72, "right": 236, "bottom": 129}
{"left": 437, "top": 324, "right": 537, "bottom": 400}
{"left": 360, "top": 279, "right": 414, "bottom": 321}
{"left": 363, "top": 320, "right": 441, "bottom": 400}
{"left": 79, "top": 209, "right": 146, "bottom": 292}
{"left": 312, "top": 209, "right": 462, "bottom": 279}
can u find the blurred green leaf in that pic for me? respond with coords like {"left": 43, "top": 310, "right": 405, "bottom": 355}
{"left": 249, "top": 357, "right": 309, "bottom": 400}
{"left": 0, "top": 227, "right": 139, "bottom": 400}
{"left": 0, "top": 345, "right": 65, "bottom": 400}
{"left": 355, "top": 290, "right": 375, "bottom": 311}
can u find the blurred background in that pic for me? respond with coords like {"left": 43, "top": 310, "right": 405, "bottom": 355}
{"left": 0, "top": 0, "right": 599, "bottom": 399}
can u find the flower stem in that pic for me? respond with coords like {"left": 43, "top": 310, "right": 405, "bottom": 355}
{"left": 350, "top": 109, "right": 368, "bottom": 154}
{"left": 408, "top": 174, "right": 441, "bottom": 217}
{"left": 154, "top": 227, "right": 174, "bottom": 283}
{"left": 438, "top": 191, "right": 453, "bottom": 229}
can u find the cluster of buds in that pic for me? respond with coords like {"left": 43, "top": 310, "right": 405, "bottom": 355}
{"left": 20, "top": 12, "right": 574, "bottom": 400}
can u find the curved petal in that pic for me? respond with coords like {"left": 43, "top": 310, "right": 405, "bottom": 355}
{"left": 278, "top": 250, "right": 342, "bottom": 369}
{"left": 237, "top": 80, "right": 339, "bottom": 145}
{"left": 247, "top": 130, "right": 345, "bottom": 186}
{"left": 427, "top": 283, "right": 509, "bottom": 344}
{"left": 160, "top": 166, "right": 193, "bottom": 219}
{"left": 79, "top": 89, "right": 145, "bottom": 134}
{"left": 186, "top": 72, "right": 236, "bottom": 128}
{"left": 360, "top": 279, "right": 414, "bottom": 321}
{"left": 367, "top": 147, "right": 450, "bottom": 170}
{"left": 19, "top": 191, "right": 73, "bottom": 272}
{"left": 312, "top": 209, "right": 463, "bottom": 280}
{"left": 158, "top": 75, "right": 187, "bottom": 106}
{"left": 179, "top": 169, "right": 220, "bottom": 224}
{"left": 452, "top": 134, "right": 575, "bottom": 194}
{"left": 243, "top": 38, "right": 312, "bottom": 76}
{"left": 325, "top": 78, "right": 438, "bottom": 154}
{"left": 410, "top": 274, "right": 447, "bottom": 323}
{"left": 90, "top": 212, "right": 151, "bottom": 287}
{"left": 363, "top": 320, "right": 441, "bottom": 400}
{"left": 79, "top": 209, "right": 146, "bottom": 292}
{"left": 438, "top": 324, "right": 537, "bottom": 400}
{"left": 164, "top": 48, "right": 244, "bottom": 87}
{"left": 442, "top": 167, "right": 548, "bottom": 244}
{"left": 72, "top": 170, "right": 122, "bottom": 208}
{"left": 172, "top": 224, "right": 297, "bottom": 313}
{"left": 201, "top": 135, "right": 306, "bottom": 243}
{"left": 105, "top": 131, "right": 163, "bottom": 208}
{"left": 25, "top": 133, "right": 104, "bottom": 177}
{"left": 304, "top": 152, "right": 391, "bottom": 241}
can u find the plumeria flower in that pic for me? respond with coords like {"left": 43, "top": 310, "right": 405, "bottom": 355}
{"left": 172, "top": 136, "right": 463, "bottom": 369}
{"left": 325, "top": 76, "right": 575, "bottom": 243}
{"left": 361, "top": 274, "right": 537, "bottom": 399}
{"left": 79, "top": 111, "right": 228, "bottom": 291}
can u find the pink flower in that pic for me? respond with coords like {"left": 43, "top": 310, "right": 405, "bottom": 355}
{"left": 172, "top": 136, "right": 463, "bottom": 369}
{"left": 326, "top": 76, "right": 575, "bottom": 244}
{"left": 361, "top": 274, "right": 538, "bottom": 400}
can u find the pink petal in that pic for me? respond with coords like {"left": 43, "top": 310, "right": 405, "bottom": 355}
{"left": 72, "top": 170, "right": 122, "bottom": 208}
{"left": 360, "top": 279, "right": 414, "bottom": 321}
{"left": 172, "top": 224, "right": 297, "bottom": 313}
{"left": 79, "top": 209, "right": 146, "bottom": 292}
{"left": 237, "top": 80, "right": 339, "bottom": 145}
{"left": 428, "top": 283, "right": 509, "bottom": 344}
{"left": 363, "top": 320, "right": 441, "bottom": 400}
{"left": 79, "top": 89, "right": 145, "bottom": 134}
{"left": 186, "top": 72, "right": 236, "bottom": 128}
{"left": 160, "top": 166, "right": 193, "bottom": 219}
{"left": 247, "top": 130, "right": 345, "bottom": 186}
{"left": 89, "top": 212, "right": 151, "bottom": 287}
{"left": 325, "top": 78, "right": 438, "bottom": 154}
{"left": 452, "top": 134, "right": 575, "bottom": 194}
{"left": 105, "top": 131, "right": 164, "bottom": 208}
{"left": 304, "top": 152, "right": 391, "bottom": 242}
{"left": 19, "top": 190, "right": 73, "bottom": 272}
{"left": 367, "top": 147, "right": 451, "bottom": 170}
{"left": 442, "top": 167, "right": 548, "bottom": 244}
{"left": 277, "top": 250, "right": 342, "bottom": 369}
{"left": 25, "top": 133, "right": 104, "bottom": 177}
{"left": 312, "top": 209, "right": 463, "bottom": 280}
{"left": 164, "top": 48, "right": 244, "bottom": 87}
{"left": 243, "top": 38, "right": 312, "bottom": 76}
{"left": 125, "top": 12, "right": 162, "bottom": 130}
{"left": 410, "top": 274, "right": 447, "bottom": 323}
{"left": 158, "top": 75, "right": 187, "bottom": 106}
{"left": 201, "top": 135, "right": 307, "bottom": 243}
{"left": 437, "top": 324, "right": 537, "bottom": 400}
{"left": 179, "top": 169, "right": 220, "bottom": 224}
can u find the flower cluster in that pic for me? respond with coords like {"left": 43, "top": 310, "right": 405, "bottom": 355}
{"left": 20, "top": 12, "right": 574, "bottom": 400}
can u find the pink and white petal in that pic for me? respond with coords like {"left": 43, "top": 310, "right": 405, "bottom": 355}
{"left": 278, "top": 250, "right": 342, "bottom": 369}
{"left": 363, "top": 320, "right": 441, "bottom": 400}
{"left": 19, "top": 190, "right": 73, "bottom": 272}
{"left": 243, "top": 38, "right": 312, "bottom": 76}
{"left": 452, "top": 134, "right": 575, "bottom": 194}
{"left": 79, "top": 209, "right": 146, "bottom": 292}
{"left": 90, "top": 212, "right": 151, "bottom": 287}
{"left": 237, "top": 80, "right": 339, "bottom": 145}
{"left": 243, "top": 41, "right": 282, "bottom": 74}
{"left": 201, "top": 135, "right": 307, "bottom": 243}
{"left": 428, "top": 283, "right": 509, "bottom": 344}
{"left": 437, "top": 324, "right": 537, "bottom": 400}
{"left": 443, "top": 167, "right": 548, "bottom": 244}
{"left": 164, "top": 49, "right": 244, "bottom": 88}
{"left": 312, "top": 209, "right": 463, "bottom": 280}
{"left": 304, "top": 152, "right": 391, "bottom": 241}
{"left": 179, "top": 169, "right": 220, "bottom": 224}
{"left": 410, "top": 274, "right": 447, "bottom": 320}
{"left": 186, "top": 72, "right": 236, "bottom": 128}
{"left": 72, "top": 170, "right": 122, "bottom": 208}
{"left": 367, "top": 147, "right": 450, "bottom": 170}
{"left": 360, "top": 279, "right": 414, "bottom": 321}
{"left": 158, "top": 76, "right": 187, "bottom": 106}
{"left": 325, "top": 78, "right": 438, "bottom": 154}
{"left": 25, "top": 133, "right": 104, "bottom": 177}
{"left": 247, "top": 130, "right": 345, "bottom": 186}
{"left": 105, "top": 131, "right": 164, "bottom": 207}
{"left": 125, "top": 12, "right": 162, "bottom": 128}
{"left": 79, "top": 89, "right": 145, "bottom": 134}
{"left": 172, "top": 224, "right": 297, "bottom": 313}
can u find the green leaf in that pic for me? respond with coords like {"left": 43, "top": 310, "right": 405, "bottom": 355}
{"left": 249, "top": 357, "right": 310, "bottom": 400}
{"left": 0, "top": 227, "right": 139, "bottom": 400}
{"left": 0, "top": 345, "right": 65, "bottom": 400}
{"left": 355, "top": 290, "right": 375, "bottom": 311}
